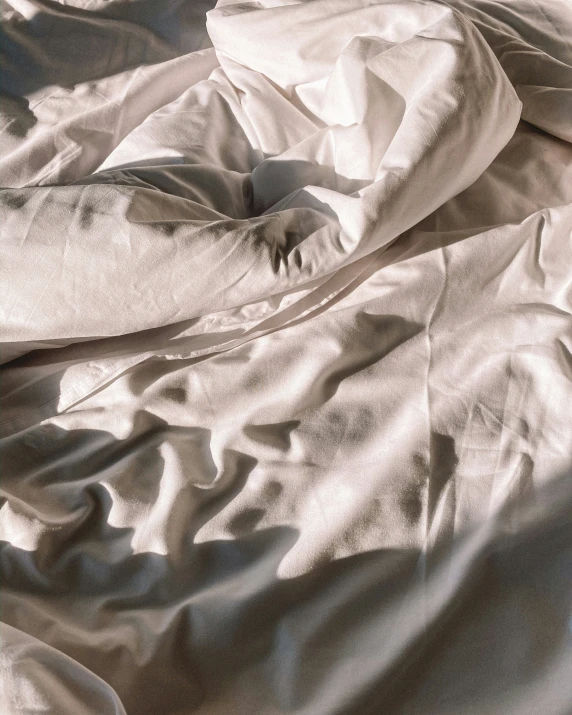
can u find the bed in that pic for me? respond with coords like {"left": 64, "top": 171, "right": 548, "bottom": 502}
{"left": 1, "top": 0, "right": 572, "bottom": 712}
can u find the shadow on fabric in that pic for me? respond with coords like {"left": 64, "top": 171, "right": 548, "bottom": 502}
{"left": 1, "top": 419, "right": 572, "bottom": 714}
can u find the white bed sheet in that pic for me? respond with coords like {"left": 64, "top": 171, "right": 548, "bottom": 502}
{"left": 1, "top": 1, "right": 572, "bottom": 713}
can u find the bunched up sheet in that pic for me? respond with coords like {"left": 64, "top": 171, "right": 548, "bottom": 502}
{"left": 1, "top": 1, "right": 572, "bottom": 714}
{"left": 1, "top": 0, "right": 521, "bottom": 357}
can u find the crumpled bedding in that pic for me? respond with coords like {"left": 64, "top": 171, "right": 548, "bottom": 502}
{"left": 1, "top": 0, "right": 572, "bottom": 713}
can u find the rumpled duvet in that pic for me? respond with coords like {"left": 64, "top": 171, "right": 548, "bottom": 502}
{"left": 1, "top": 0, "right": 572, "bottom": 712}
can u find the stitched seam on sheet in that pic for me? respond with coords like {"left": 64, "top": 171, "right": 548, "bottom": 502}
{"left": 421, "top": 242, "right": 449, "bottom": 555}
{"left": 0, "top": 396, "right": 62, "bottom": 435}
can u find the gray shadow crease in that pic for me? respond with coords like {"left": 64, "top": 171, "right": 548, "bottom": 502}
{"left": 243, "top": 420, "right": 301, "bottom": 453}
{"left": 0, "top": 0, "right": 216, "bottom": 97}
{"left": 0, "top": 90, "right": 38, "bottom": 138}
{"left": 428, "top": 431, "right": 459, "bottom": 522}
{"left": 251, "top": 157, "right": 370, "bottom": 216}
{"left": 1, "top": 418, "right": 572, "bottom": 713}
{"left": 71, "top": 160, "right": 256, "bottom": 221}
{"left": 297, "top": 313, "right": 425, "bottom": 411}
{"left": 71, "top": 157, "right": 362, "bottom": 222}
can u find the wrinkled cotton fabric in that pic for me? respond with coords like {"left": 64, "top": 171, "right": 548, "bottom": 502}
{"left": 1, "top": 0, "right": 572, "bottom": 713}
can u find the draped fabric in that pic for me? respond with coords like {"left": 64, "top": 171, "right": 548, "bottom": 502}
{"left": 1, "top": 1, "right": 572, "bottom": 713}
